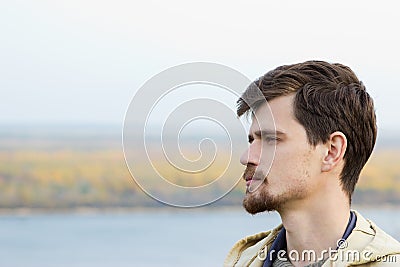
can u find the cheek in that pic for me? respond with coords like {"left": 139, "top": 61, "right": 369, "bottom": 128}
{"left": 269, "top": 149, "right": 312, "bottom": 181}
{"left": 259, "top": 146, "right": 276, "bottom": 166}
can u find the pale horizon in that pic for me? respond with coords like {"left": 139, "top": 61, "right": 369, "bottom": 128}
{"left": 1, "top": 1, "right": 399, "bottom": 134}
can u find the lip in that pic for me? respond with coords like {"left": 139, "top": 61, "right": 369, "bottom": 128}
{"left": 244, "top": 175, "right": 253, "bottom": 185}
{"left": 246, "top": 179, "right": 252, "bottom": 187}
{"left": 245, "top": 177, "right": 263, "bottom": 187}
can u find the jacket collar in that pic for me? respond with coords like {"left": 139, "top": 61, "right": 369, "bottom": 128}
{"left": 224, "top": 210, "right": 400, "bottom": 267}
{"left": 322, "top": 210, "right": 400, "bottom": 266}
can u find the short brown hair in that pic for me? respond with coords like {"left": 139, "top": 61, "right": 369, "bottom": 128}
{"left": 237, "top": 60, "right": 377, "bottom": 200}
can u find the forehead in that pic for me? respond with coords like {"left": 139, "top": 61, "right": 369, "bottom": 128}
{"left": 250, "top": 95, "right": 296, "bottom": 132}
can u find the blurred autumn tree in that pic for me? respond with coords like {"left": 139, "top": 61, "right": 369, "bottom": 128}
{"left": 0, "top": 132, "right": 399, "bottom": 210}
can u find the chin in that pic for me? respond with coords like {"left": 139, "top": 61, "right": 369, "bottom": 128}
{"left": 242, "top": 187, "right": 280, "bottom": 214}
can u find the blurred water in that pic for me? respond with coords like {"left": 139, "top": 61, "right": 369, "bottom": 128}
{"left": 0, "top": 207, "right": 398, "bottom": 267}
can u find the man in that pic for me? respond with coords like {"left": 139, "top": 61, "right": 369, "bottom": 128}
{"left": 224, "top": 61, "right": 400, "bottom": 266}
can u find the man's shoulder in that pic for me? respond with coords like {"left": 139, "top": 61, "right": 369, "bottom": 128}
{"left": 326, "top": 210, "right": 400, "bottom": 266}
{"left": 224, "top": 224, "right": 283, "bottom": 267}
{"left": 352, "top": 209, "right": 400, "bottom": 251}
{"left": 362, "top": 212, "right": 400, "bottom": 264}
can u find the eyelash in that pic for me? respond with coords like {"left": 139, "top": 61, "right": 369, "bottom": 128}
{"left": 263, "top": 136, "right": 280, "bottom": 143}
{"left": 248, "top": 136, "right": 280, "bottom": 144}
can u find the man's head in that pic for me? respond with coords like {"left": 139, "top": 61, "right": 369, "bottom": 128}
{"left": 238, "top": 60, "right": 377, "bottom": 214}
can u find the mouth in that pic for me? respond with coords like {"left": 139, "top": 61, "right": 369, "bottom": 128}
{"left": 245, "top": 177, "right": 263, "bottom": 187}
{"left": 244, "top": 174, "right": 254, "bottom": 186}
{"left": 245, "top": 177, "right": 252, "bottom": 187}
{"left": 243, "top": 165, "right": 262, "bottom": 188}
{"left": 244, "top": 172, "right": 263, "bottom": 186}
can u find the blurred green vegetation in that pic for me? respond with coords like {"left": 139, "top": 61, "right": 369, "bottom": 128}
{"left": 0, "top": 133, "right": 399, "bottom": 209}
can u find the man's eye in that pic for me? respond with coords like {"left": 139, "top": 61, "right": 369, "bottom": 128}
{"left": 263, "top": 136, "right": 279, "bottom": 143}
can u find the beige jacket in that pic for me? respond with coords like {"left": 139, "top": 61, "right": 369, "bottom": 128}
{"left": 224, "top": 210, "right": 400, "bottom": 266}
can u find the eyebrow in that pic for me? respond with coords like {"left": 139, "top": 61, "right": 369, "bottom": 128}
{"left": 248, "top": 130, "right": 286, "bottom": 142}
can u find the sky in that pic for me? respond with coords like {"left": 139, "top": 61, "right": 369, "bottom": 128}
{"left": 1, "top": 0, "right": 400, "bottom": 136}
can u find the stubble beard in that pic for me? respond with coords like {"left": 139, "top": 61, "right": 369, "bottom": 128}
{"left": 242, "top": 164, "right": 282, "bottom": 215}
{"left": 243, "top": 180, "right": 282, "bottom": 214}
{"left": 242, "top": 164, "right": 310, "bottom": 215}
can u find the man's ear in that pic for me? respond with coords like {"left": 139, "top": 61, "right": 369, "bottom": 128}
{"left": 321, "top": 131, "right": 347, "bottom": 172}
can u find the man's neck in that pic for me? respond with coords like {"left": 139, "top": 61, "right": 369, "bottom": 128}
{"left": 278, "top": 188, "right": 350, "bottom": 267}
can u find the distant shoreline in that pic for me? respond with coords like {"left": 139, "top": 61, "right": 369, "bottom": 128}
{"left": 0, "top": 206, "right": 239, "bottom": 215}
{"left": 1, "top": 203, "right": 399, "bottom": 216}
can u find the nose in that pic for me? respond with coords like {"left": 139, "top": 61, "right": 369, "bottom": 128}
{"left": 240, "top": 142, "right": 260, "bottom": 166}
{"left": 240, "top": 147, "right": 249, "bottom": 166}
